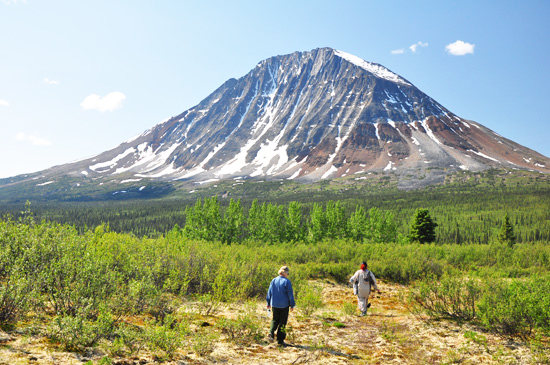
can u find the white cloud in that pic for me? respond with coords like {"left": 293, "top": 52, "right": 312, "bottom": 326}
{"left": 43, "top": 78, "right": 60, "bottom": 85}
{"left": 0, "top": 99, "right": 9, "bottom": 106}
{"left": 81, "top": 91, "right": 126, "bottom": 112}
{"left": 409, "top": 41, "right": 428, "bottom": 53}
{"left": 1, "top": 0, "right": 27, "bottom": 4}
{"left": 16, "top": 132, "right": 52, "bottom": 146}
{"left": 391, "top": 49, "right": 405, "bottom": 55}
{"left": 445, "top": 40, "right": 475, "bottom": 56}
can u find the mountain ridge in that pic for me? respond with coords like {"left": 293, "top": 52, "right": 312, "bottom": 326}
{"left": 1, "top": 47, "right": 549, "bottom": 200}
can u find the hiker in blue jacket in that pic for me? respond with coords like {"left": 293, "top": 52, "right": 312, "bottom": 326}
{"left": 266, "top": 266, "right": 295, "bottom": 346}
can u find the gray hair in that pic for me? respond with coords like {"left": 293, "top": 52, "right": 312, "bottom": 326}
{"left": 278, "top": 266, "right": 289, "bottom": 275}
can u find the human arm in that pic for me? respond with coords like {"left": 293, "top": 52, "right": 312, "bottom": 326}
{"left": 287, "top": 279, "right": 296, "bottom": 309}
{"left": 266, "top": 280, "right": 273, "bottom": 308}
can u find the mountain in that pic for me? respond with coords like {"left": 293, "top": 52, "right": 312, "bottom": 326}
{"left": 1, "top": 47, "right": 549, "bottom": 199}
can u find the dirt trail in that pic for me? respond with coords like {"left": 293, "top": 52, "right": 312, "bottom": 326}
{"left": 0, "top": 280, "right": 547, "bottom": 364}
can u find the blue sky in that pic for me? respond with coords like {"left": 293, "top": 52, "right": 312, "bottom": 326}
{"left": 1, "top": 0, "right": 549, "bottom": 178}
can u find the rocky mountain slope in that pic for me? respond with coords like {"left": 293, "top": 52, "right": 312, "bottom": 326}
{"left": 2, "top": 47, "right": 549, "bottom": 199}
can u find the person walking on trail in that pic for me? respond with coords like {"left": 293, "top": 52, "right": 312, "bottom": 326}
{"left": 266, "top": 266, "right": 295, "bottom": 347}
{"left": 349, "top": 261, "right": 380, "bottom": 316}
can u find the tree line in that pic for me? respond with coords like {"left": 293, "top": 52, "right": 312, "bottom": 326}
{"left": 180, "top": 197, "right": 400, "bottom": 244}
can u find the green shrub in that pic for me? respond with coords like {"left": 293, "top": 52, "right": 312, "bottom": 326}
{"left": 405, "top": 273, "right": 481, "bottom": 321}
{"left": 46, "top": 309, "right": 115, "bottom": 351}
{"left": 477, "top": 276, "right": 550, "bottom": 338}
{"left": 144, "top": 314, "right": 188, "bottom": 360}
{"left": 191, "top": 329, "right": 218, "bottom": 357}
{"left": 341, "top": 301, "right": 357, "bottom": 316}
{"left": 297, "top": 283, "right": 324, "bottom": 316}
{"left": 106, "top": 322, "right": 144, "bottom": 357}
{"left": 217, "top": 300, "right": 263, "bottom": 346}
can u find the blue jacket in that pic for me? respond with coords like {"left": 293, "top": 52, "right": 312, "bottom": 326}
{"left": 266, "top": 275, "right": 296, "bottom": 309}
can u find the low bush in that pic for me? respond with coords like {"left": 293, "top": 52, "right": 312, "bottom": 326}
{"left": 405, "top": 273, "right": 481, "bottom": 321}
{"left": 144, "top": 314, "right": 188, "bottom": 360}
{"left": 296, "top": 283, "right": 324, "bottom": 316}
{"left": 477, "top": 275, "right": 550, "bottom": 338}
{"left": 46, "top": 308, "right": 115, "bottom": 351}
{"left": 217, "top": 300, "right": 263, "bottom": 346}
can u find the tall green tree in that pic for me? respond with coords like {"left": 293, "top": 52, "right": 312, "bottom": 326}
{"left": 497, "top": 213, "right": 516, "bottom": 247}
{"left": 285, "top": 201, "right": 303, "bottom": 242}
{"left": 347, "top": 205, "right": 367, "bottom": 242}
{"left": 221, "top": 198, "right": 244, "bottom": 244}
{"left": 247, "top": 199, "right": 263, "bottom": 241}
{"left": 308, "top": 203, "right": 326, "bottom": 242}
{"left": 264, "top": 203, "right": 285, "bottom": 243}
{"left": 408, "top": 208, "right": 438, "bottom": 244}
{"left": 325, "top": 200, "right": 346, "bottom": 240}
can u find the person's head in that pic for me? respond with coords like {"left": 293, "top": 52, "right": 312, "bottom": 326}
{"left": 278, "top": 266, "right": 290, "bottom": 277}
{"left": 360, "top": 261, "right": 367, "bottom": 270}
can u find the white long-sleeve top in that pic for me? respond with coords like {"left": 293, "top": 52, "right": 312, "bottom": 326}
{"left": 349, "top": 269, "right": 378, "bottom": 298}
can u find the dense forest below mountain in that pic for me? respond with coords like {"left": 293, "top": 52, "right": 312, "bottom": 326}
{"left": 2, "top": 169, "right": 549, "bottom": 245}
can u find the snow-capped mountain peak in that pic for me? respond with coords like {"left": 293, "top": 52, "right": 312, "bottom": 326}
{"left": 12, "top": 47, "right": 550, "bottom": 191}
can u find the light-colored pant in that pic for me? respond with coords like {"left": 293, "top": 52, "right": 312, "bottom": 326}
{"left": 357, "top": 295, "right": 369, "bottom": 313}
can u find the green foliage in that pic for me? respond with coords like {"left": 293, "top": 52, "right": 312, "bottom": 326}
{"left": 296, "top": 283, "right": 324, "bottom": 316}
{"left": 408, "top": 208, "right": 438, "bottom": 243}
{"left": 46, "top": 308, "right": 115, "bottom": 351}
{"left": 191, "top": 328, "right": 218, "bottom": 357}
{"left": 497, "top": 213, "right": 516, "bottom": 248}
{"left": 144, "top": 315, "right": 187, "bottom": 360}
{"left": 217, "top": 301, "right": 263, "bottom": 346}
{"left": 341, "top": 301, "right": 357, "bottom": 316}
{"left": 405, "top": 273, "right": 481, "bottom": 321}
{"left": 477, "top": 275, "right": 550, "bottom": 338}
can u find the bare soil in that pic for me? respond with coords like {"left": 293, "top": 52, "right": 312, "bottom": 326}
{"left": 0, "top": 280, "right": 548, "bottom": 364}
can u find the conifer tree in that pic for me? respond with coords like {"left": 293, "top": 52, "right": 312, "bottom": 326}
{"left": 497, "top": 213, "right": 516, "bottom": 247}
{"left": 408, "top": 208, "right": 438, "bottom": 243}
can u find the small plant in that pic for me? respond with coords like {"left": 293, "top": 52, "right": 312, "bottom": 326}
{"left": 464, "top": 330, "right": 488, "bottom": 349}
{"left": 144, "top": 315, "right": 187, "bottom": 360}
{"left": 105, "top": 322, "right": 143, "bottom": 357}
{"left": 341, "top": 301, "right": 356, "bottom": 316}
{"left": 297, "top": 284, "right": 324, "bottom": 316}
{"left": 217, "top": 302, "right": 263, "bottom": 346}
{"left": 195, "top": 293, "right": 224, "bottom": 316}
{"left": 46, "top": 309, "right": 115, "bottom": 351}
{"left": 191, "top": 329, "right": 218, "bottom": 357}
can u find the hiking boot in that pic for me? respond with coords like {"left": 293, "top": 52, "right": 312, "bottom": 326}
{"left": 367, "top": 303, "right": 371, "bottom": 309}
{"left": 360, "top": 312, "right": 366, "bottom": 316}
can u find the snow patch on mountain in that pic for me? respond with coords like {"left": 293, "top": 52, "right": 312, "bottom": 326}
{"left": 334, "top": 50, "right": 411, "bottom": 86}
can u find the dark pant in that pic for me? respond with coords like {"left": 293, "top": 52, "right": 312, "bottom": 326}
{"left": 270, "top": 306, "right": 289, "bottom": 344}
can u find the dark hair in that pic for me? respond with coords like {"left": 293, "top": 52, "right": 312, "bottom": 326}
{"left": 362, "top": 261, "right": 367, "bottom": 266}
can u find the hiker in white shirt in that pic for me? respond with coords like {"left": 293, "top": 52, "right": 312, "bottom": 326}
{"left": 349, "top": 261, "right": 380, "bottom": 316}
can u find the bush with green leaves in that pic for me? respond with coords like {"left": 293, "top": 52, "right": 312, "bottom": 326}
{"left": 297, "top": 283, "right": 324, "bottom": 316}
{"left": 405, "top": 273, "right": 481, "bottom": 321}
{"left": 46, "top": 308, "right": 115, "bottom": 351}
{"left": 190, "top": 328, "right": 218, "bottom": 357}
{"left": 144, "top": 315, "right": 188, "bottom": 360}
{"left": 477, "top": 275, "right": 550, "bottom": 338}
{"left": 217, "top": 303, "right": 263, "bottom": 346}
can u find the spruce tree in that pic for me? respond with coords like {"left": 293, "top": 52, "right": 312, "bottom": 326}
{"left": 408, "top": 208, "right": 438, "bottom": 243}
{"left": 497, "top": 213, "right": 516, "bottom": 247}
